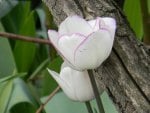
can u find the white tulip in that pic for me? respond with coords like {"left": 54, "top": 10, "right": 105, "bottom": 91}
{"left": 48, "top": 15, "right": 116, "bottom": 70}
{"left": 47, "top": 62, "right": 94, "bottom": 102}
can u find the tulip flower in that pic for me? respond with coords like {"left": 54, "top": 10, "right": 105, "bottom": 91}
{"left": 47, "top": 62, "right": 94, "bottom": 102}
{"left": 48, "top": 15, "right": 116, "bottom": 70}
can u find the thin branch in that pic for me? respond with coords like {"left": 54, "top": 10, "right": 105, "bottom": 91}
{"left": 88, "top": 70, "right": 105, "bottom": 113}
{"left": 0, "top": 32, "right": 51, "bottom": 45}
{"left": 36, "top": 86, "right": 60, "bottom": 113}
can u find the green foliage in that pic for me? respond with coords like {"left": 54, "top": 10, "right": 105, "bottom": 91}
{"left": 0, "top": 2, "right": 45, "bottom": 113}
{"left": 0, "top": 0, "right": 18, "bottom": 19}
{"left": 148, "top": 0, "right": 150, "bottom": 13}
{"left": 13, "top": 10, "right": 36, "bottom": 72}
{"left": 41, "top": 91, "right": 118, "bottom": 113}
{"left": 1, "top": 2, "right": 31, "bottom": 34}
{"left": 1, "top": 2, "right": 37, "bottom": 73}
{"left": 0, "top": 23, "right": 16, "bottom": 78}
{"left": 42, "top": 57, "right": 63, "bottom": 96}
{"left": 0, "top": 80, "right": 13, "bottom": 113}
{"left": 0, "top": 77, "right": 40, "bottom": 113}
{"left": 6, "top": 78, "right": 39, "bottom": 113}
{"left": 124, "top": 0, "right": 143, "bottom": 40}
{"left": 101, "top": 92, "right": 118, "bottom": 113}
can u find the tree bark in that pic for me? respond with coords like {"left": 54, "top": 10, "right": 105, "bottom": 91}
{"left": 42, "top": 0, "right": 150, "bottom": 113}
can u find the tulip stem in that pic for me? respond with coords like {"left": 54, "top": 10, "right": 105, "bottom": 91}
{"left": 85, "top": 101, "right": 93, "bottom": 113}
{"left": 88, "top": 70, "right": 105, "bottom": 113}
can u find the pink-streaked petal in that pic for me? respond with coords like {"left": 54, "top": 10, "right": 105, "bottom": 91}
{"left": 48, "top": 30, "right": 72, "bottom": 64}
{"left": 74, "top": 30, "right": 114, "bottom": 70}
{"left": 88, "top": 17, "right": 115, "bottom": 36}
{"left": 101, "top": 17, "right": 116, "bottom": 37}
{"left": 88, "top": 17, "right": 100, "bottom": 31}
{"left": 88, "top": 19, "right": 97, "bottom": 28}
{"left": 74, "top": 27, "right": 111, "bottom": 60}
{"left": 59, "top": 15, "right": 92, "bottom": 36}
{"left": 102, "top": 17, "right": 116, "bottom": 29}
{"left": 58, "top": 33, "right": 85, "bottom": 65}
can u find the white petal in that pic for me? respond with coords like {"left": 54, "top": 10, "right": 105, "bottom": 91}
{"left": 74, "top": 30, "right": 113, "bottom": 70}
{"left": 102, "top": 17, "right": 116, "bottom": 29}
{"left": 88, "top": 18, "right": 101, "bottom": 31}
{"left": 48, "top": 66, "right": 94, "bottom": 102}
{"left": 59, "top": 67, "right": 78, "bottom": 100}
{"left": 61, "top": 62, "right": 68, "bottom": 70}
{"left": 48, "top": 30, "right": 69, "bottom": 61}
{"left": 59, "top": 15, "right": 92, "bottom": 36}
{"left": 47, "top": 68, "right": 76, "bottom": 100}
{"left": 88, "top": 19, "right": 97, "bottom": 28}
{"left": 71, "top": 70, "right": 94, "bottom": 101}
{"left": 60, "top": 61, "right": 79, "bottom": 71}
{"left": 58, "top": 33, "right": 85, "bottom": 66}
{"left": 63, "top": 60, "right": 81, "bottom": 70}
{"left": 101, "top": 17, "right": 116, "bottom": 37}
{"left": 61, "top": 67, "right": 94, "bottom": 101}
{"left": 48, "top": 30, "right": 59, "bottom": 49}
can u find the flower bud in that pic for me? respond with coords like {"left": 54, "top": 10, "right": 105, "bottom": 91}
{"left": 48, "top": 15, "right": 116, "bottom": 70}
{"left": 47, "top": 62, "right": 94, "bottom": 102}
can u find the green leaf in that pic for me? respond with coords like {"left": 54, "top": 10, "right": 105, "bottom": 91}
{"left": 35, "top": 8, "right": 46, "bottom": 32}
{"left": 10, "top": 102, "right": 36, "bottom": 113}
{"left": 6, "top": 78, "right": 39, "bottom": 113}
{"left": 0, "top": 72, "right": 26, "bottom": 83}
{"left": 14, "top": 11, "right": 36, "bottom": 72}
{"left": 29, "top": 59, "right": 49, "bottom": 81}
{"left": 1, "top": 1, "right": 31, "bottom": 34}
{"left": 42, "top": 57, "right": 63, "bottom": 96}
{"left": 0, "top": 80, "right": 13, "bottom": 113}
{"left": 124, "top": 0, "right": 143, "bottom": 40}
{"left": 41, "top": 91, "right": 118, "bottom": 113}
{"left": 41, "top": 92, "right": 87, "bottom": 113}
{"left": 98, "top": 92, "right": 118, "bottom": 113}
{"left": 91, "top": 92, "right": 118, "bottom": 113}
{"left": 0, "top": 22, "right": 16, "bottom": 78}
{"left": 1, "top": 1, "right": 36, "bottom": 73}
{"left": 148, "top": 0, "right": 150, "bottom": 14}
{"left": 0, "top": 0, "right": 18, "bottom": 19}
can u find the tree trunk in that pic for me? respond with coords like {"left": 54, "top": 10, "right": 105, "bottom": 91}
{"left": 42, "top": 0, "right": 150, "bottom": 113}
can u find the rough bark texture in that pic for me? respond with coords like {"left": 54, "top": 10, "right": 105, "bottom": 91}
{"left": 42, "top": 0, "right": 150, "bottom": 113}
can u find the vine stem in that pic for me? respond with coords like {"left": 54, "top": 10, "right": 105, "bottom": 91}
{"left": 85, "top": 101, "right": 93, "bottom": 113}
{"left": 0, "top": 32, "right": 50, "bottom": 45}
{"left": 88, "top": 70, "right": 105, "bottom": 113}
{"left": 36, "top": 86, "right": 60, "bottom": 113}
